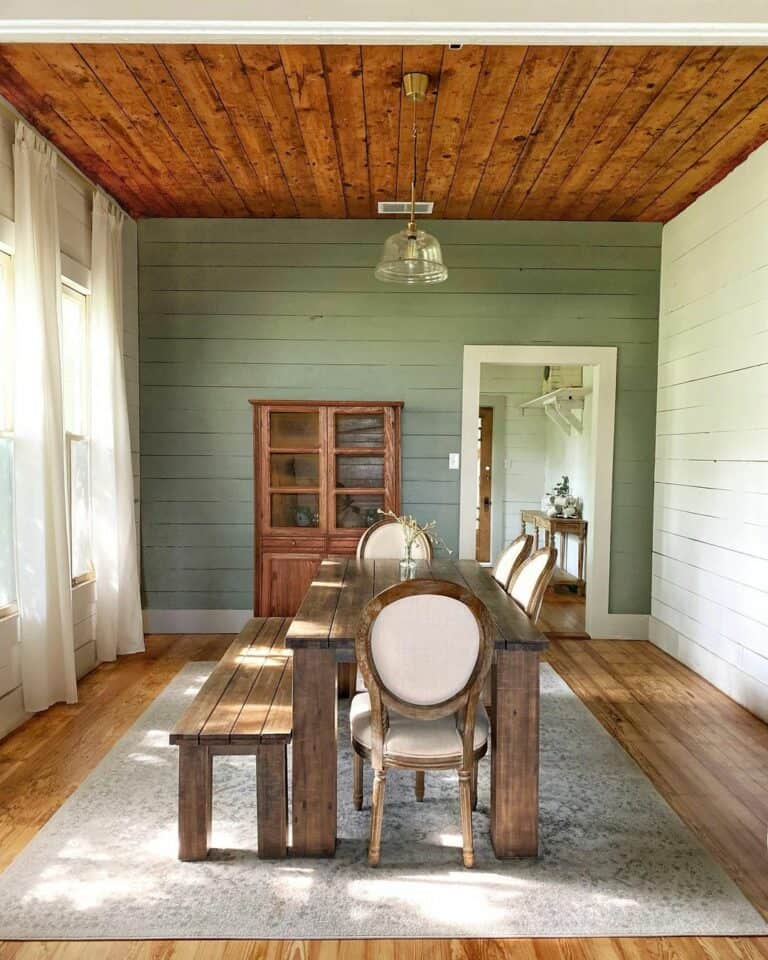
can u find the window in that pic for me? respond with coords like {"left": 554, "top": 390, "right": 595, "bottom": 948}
{"left": 62, "top": 285, "right": 93, "bottom": 585}
{"left": 0, "top": 251, "right": 16, "bottom": 616}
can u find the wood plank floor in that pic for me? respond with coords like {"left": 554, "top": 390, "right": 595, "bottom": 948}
{"left": 538, "top": 592, "right": 588, "bottom": 639}
{"left": 1, "top": 634, "right": 768, "bottom": 959}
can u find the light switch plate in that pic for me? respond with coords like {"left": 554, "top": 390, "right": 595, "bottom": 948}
{"left": 448, "top": 453, "right": 460, "bottom": 470}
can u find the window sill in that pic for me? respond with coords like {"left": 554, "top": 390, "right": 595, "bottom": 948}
{"left": 72, "top": 574, "right": 96, "bottom": 589}
{"left": 0, "top": 603, "right": 19, "bottom": 624}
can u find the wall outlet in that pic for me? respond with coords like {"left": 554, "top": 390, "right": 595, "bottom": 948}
{"left": 448, "top": 453, "right": 460, "bottom": 470}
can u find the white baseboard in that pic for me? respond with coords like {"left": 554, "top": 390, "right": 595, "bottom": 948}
{"left": 587, "top": 613, "right": 649, "bottom": 640}
{"left": 143, "top": 609, "right": 252, "bottom": 634}
{"left": 0, "top": 686, "right": 29, "bottom": 741}
{"left": 649, "top": 617, "right": 768, "bottom": 723}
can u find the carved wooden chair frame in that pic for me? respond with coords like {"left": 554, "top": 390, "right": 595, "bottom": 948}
{"left": 354, "top": 578, "right": 494, "bottom": 867}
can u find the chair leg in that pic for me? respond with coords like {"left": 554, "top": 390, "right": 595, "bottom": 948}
{"left": 369, "top": 769, "right": 387, "bottom": 866}
{"left": 414, "top": 770, "right": 425, "bottom": 802}
{"left": 471, "top": 760, "right": 478, "bottom": 811}
{"left": 353, "top": 752, "right": 364, "bottom": 811}
{"left": 459, "top": 769, "right": 475, "bottom": 868}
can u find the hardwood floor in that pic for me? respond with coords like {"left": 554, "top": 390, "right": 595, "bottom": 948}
{"left": 538, "top": 591, "right": 588, "bottom": 639}
{"left": 1, "top": 634, "right": 768, "bottom": 958}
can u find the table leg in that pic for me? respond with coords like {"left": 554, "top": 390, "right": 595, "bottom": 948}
{"left": 578, "top": 533, "right": 586, "bottom": 595}
{"left": 291, "top": 647, "right": 338, "bottom": 856}
{"left": 490, "top": 648, "right": 540, "bottom": 857}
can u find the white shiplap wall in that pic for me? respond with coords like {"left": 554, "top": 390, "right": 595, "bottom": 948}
{"left": 651, "top": 139, "right": 768, "bottom": 721}
{"left": 0, "top": 101, "right": 140, "bottom": 738}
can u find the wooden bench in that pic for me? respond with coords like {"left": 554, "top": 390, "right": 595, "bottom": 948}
{"left": 169, "top": 617, "right": 292, "bottom": 861}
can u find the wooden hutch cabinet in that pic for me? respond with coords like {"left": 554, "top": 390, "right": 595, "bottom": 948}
{"left": 251, "top": 400, "right": 403, "bottom": 616}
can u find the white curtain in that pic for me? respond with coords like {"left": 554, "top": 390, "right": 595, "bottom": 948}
{"left": 13, "top": 122, "right": 77, "bottom": 711}
{"left": 90, "top": 191, "right": 144, "bottom": 662}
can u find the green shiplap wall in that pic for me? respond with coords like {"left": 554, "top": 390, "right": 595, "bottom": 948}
{"left": 138, "top": 219, "right": 661, "bottom": 614}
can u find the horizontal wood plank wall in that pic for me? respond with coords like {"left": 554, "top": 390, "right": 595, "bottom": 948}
{"left": 480, "top": 364, "right": 546, "bottom": 546}
{"left": 652, "top": 140, "right": 768, "bottom": 719}
{"left": 138, "top": 219, "right": 661, "bottom": 617}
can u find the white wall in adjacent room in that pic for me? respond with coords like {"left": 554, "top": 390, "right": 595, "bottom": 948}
{"left": 651, "top": 139, "right": 768, "bottom": 721}
{"left": 480, "top": 364, "right": 546, "bottom": 552}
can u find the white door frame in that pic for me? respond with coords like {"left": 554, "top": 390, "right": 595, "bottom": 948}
{"left": 460, "top": 344, "right": 645, "bottom": 640}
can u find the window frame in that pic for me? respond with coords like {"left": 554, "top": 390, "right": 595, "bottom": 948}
{"left": 0, "top": 250, "right": 17, "bottom": 619}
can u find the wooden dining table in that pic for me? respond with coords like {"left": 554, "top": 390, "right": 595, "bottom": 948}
{"left": 285, "top": 556, "right": 550, "bottom": 860}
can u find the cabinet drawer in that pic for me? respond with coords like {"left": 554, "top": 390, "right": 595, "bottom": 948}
{"left": 261, "top": 535, "right": 326, "bottom": 551}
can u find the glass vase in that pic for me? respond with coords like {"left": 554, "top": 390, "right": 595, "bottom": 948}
{"left": 399, "top": 539, "right": 417, "bottom": 579}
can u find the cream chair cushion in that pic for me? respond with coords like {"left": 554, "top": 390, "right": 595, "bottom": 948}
{"left": 359, "top": 522, "right": 430, "bottom": 560}
{"left": 370, "top": 594, "right": 480, "bottom": 706}
{"left": 350, "top": 692, "right": 489, "bottom": 762}
{"left": 509, "top": 551, "right": 551, "bottom": 613}
{"left": 492, "top": 537, "right": 528, "bottom": 588}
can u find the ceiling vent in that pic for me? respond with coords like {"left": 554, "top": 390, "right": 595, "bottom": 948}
{"left": 377, "top": 201, "right": 434, "bottom": 215}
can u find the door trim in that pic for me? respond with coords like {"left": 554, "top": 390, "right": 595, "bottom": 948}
{"left": 460, "top": 345, "right": 630, "bottom": 640}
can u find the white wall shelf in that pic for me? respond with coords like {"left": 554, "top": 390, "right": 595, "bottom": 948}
{"left": 520, "top": 387, "right": 591, "bottom": 436}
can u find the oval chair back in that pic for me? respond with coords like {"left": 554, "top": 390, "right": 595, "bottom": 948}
{"left": 507, "top": 547, "right": 556, "bottom": 622}
{"left": 491, "top": 533, "right": 534, "bottom": 589}
{"left": 356, "top": 517, "right": 433, "bottom": 561}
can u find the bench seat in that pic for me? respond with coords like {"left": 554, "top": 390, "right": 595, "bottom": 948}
{"left": 170, "top": 617, "right": 292, "bottom": 860}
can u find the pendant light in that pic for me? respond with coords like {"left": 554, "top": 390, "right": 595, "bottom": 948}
{"left": 374, "top": 73, "right": 448, "bottom": 284}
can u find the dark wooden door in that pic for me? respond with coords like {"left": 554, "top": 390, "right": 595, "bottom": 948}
{"left": 476, "top": 406, "right": 494, "bottom": 562}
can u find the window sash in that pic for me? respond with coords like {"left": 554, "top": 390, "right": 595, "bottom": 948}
{"left": 66, "top": 432, "right": 94, "bottom": 587}
{"left": 61, "top": 284, "right": 89, "bottom": 438}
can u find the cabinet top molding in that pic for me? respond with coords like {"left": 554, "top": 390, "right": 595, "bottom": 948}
{"left": 249, "top": 400, "right": 404, "bottom": 408}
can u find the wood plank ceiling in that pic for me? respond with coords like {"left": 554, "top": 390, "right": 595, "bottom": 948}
{"left": 0, "top": 44, "right": 767, "bottom": 221}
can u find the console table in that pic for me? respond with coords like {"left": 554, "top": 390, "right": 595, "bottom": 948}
{"left": 520, "top": 509, "right": 587, "bottom": 595}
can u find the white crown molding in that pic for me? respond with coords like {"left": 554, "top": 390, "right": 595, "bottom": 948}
{"left": 0, "top": 19, "right": 767, "bottom": 43}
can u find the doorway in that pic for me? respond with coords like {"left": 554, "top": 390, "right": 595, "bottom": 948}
{"left": 475, "top": 406, "right": 493, "bottom": 562}
{"left": 460, "top": 345, "right": 632, "bottom": 641}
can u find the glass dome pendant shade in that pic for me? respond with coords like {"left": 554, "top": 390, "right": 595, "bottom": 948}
{"left": 375, "top": 73, "right": 448, "bottom": 285}
{"left": 374, "top": 219, "right": 448, "bottom": 284}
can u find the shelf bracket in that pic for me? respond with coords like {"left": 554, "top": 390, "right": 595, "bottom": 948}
{"left": 543, "top": 403, "right": 573, "bottom": 437}
{"left": 554, "top": 397, "right": 583, "bottom": 435}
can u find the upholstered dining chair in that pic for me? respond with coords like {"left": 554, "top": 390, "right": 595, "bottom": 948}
{"left": 351, "top": 579, "right": 494, "bottom": 868}
{"left": 491, "top": 533, "right": 534, "bottom": 590}
{"left": 356, "top": 517, "right": 433, "bottom": 561}
{"left": 506, "top": 546, "right": 557, "bottom": 622}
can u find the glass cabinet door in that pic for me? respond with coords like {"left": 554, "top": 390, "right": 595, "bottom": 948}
{"left": 265, "top": 408, "right": 324, "bottom": 530}
{"left": 330, "top": 409, "right": 388, "bottom": 531}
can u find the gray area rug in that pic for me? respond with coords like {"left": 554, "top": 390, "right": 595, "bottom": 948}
{"left": 0, "top": 662, "right": 765, "bottom": 940}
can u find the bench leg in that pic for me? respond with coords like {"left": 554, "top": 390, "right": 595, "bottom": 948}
{"left": 178, "top": 743, "right": 212, "bottom": 861}
{"left": 257, "top": 743, "right": 288, "bottom": 859}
